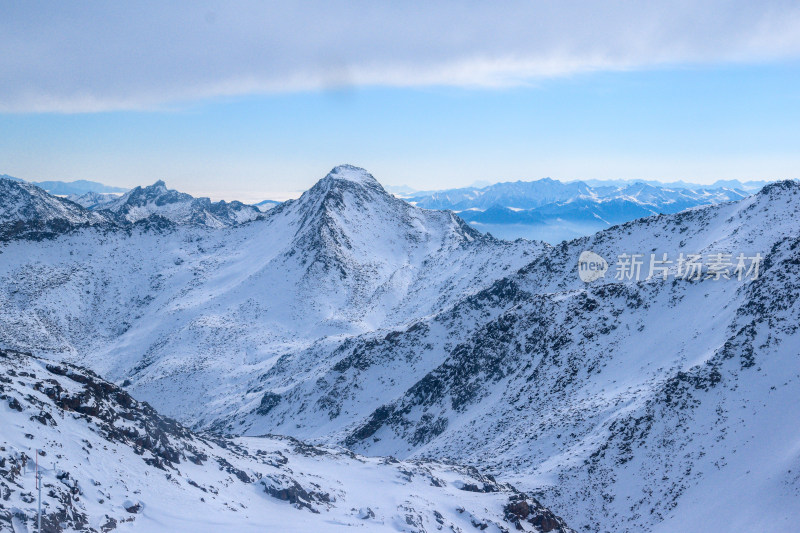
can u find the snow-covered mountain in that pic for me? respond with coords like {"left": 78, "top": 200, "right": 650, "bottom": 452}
{"left": 407, "top": 179, "right": 750, "bottom": 242}
{"left": 0, "top": 177, "right": 263, "bottom": 241}
{"left": 66, "top": 191, "right": 121, "bottom": 210}
{"left": 0, "top": 174, "right": 128, "bottom": 195}
{"left": 100, "top": 180, "right": 262, "bottom": 228}
{"left": 0, "top": 348, "right": 573, "bottom": 532}
{"left": 0, "top": 178, "right": 115, "bottom": 241}
{"left": 2, "top": 166, "right": 798, "bottom": 532}
{"left": 0, "top": 165, "right": 543, "bottom": 431}
{"left": 235, "top": 180, "right": 800, "bottom": 532}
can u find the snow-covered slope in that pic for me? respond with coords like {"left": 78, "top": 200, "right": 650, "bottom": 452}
{"left": 3, "top": 167, "right": 798, "bottom": 532}
{"left": 66, "top": 191, "right": 120, "bottom": 210}
{"left": 0, "top": 165, "right": 544, "bottom": 431}
{"left": 0, "top": 178, "right": 115, "bottom": 241}
{"left": 238, "top": 181, "right": 800, "bottom": 532}
{"left": 0, "top": 349, "right": 574, "bottom": 532}
{"left": 99, "top": 180, "right": 262, "bottom": 228}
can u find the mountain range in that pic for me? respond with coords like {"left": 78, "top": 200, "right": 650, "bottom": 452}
{"left": 0, "top": 174, "right": 128, "bottom": 195}
{"left": 0, "top": 176, "right": 265, "bottom": 240}
{"left": 404, "top": 179, "right": 752, "bottom": 242}
{"left": 6, "top": 171, "right": 770, "bottom": 243}
{"left": 84, "top": 180, "right": 262, "bottom": 228}
{"left": 0, "top": 165, "right": 798, "bottom": 532}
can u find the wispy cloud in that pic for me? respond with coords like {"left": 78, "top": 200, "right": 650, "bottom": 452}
{"left": 3, "top": 1, "right": 800, "bottom": 112}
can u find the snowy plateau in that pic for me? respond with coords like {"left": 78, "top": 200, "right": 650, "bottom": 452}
{"left": 0, "top": 165, "right": 799, "bottom": 532}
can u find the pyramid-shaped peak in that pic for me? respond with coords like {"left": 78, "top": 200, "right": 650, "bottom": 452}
{"left": 324, "top": 165, "right": 381, "bottom": 187}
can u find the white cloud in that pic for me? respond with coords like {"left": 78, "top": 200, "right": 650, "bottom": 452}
{"left": 2, "top": 0, "right": 800, "bottom": 112}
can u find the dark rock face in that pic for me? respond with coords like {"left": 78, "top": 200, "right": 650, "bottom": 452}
{"left": 504, "top": 495, "right": 573, "bottom": 532}
{"left": 259, "top": 474, "right": 332, "bottom": 513}
{"left": 256, "top": 392, "right": 281, "bottom": 415}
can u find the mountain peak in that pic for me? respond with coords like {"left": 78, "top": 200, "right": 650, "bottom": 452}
{"left": 115, "top": 180, "right": 190, "bottom": 207}
{"left": 101, "top": 179, "right": 260, "bottom": 227}
{"left": 0, "top": 176, "right": 111, "bottom": 238}
{"left": 324, "top": 165, "right": 381, "bottom": 188}
{"left": 139, "top": 179, "right": 168, "bottom": 193}
{"left": 298, "top": 165, "right": 387, "bottom": 208}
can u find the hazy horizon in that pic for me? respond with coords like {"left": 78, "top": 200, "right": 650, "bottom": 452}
{"left": 2, "top": 166, "right": 778, "bottom": 203}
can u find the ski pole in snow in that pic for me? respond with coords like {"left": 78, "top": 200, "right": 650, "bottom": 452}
{"left": 36, "top": 450, "right": 42, "bottom": 533}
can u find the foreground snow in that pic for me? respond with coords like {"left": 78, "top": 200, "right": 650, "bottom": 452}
{"left": 0, "top": 349, "right": 573, "bottom": 532}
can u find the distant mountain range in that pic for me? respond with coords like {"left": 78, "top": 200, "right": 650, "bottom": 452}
{"left": 5, "top": 172, "right": 774, "bottom": 243}
{"left": 401, "top": 178, "right": 770, "bottom": 198}
{"left": 254, "top": 199, "right": 281, "bottom": 211}
{"left": 4, "top": 173, "right": 283, "bottom": 220}
{"left": 0, "top": 173, "right": 129, "bottom": 195}
{"left": 400, "top": 178, "right": 757, "bottom": 242}
{"left": 82, "top": 180, "right": 263, "bottom": 228}
{"left": 578, "top": 178, "right": 771, "bottom": 191}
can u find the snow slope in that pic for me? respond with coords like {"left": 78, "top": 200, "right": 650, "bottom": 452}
{"left": 0, "top": 349, "right": 574, "bottom": 532}
{"left": 3, "top": 167, "right": 798, "bottom": 532}
{"left": 0, "top": 178, "right": 114, "bottom": 241}
{"left": 240, "top": 181, "right": 800, "bottom": 532}
{"left": 66, "top": 192, "right": 120, "bottom": 210}
{"left": 0, "top": 165, "right": 544, "bottom": 431}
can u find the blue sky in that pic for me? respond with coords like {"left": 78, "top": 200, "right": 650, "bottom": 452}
{"left": 2, "top": 2, "right": 799, "bottom": 200}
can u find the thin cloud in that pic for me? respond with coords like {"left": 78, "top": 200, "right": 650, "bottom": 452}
{"left": 2, "top": 0, "right": 800, "bottom": 113}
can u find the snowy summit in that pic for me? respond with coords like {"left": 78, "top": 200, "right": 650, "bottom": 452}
{"left": 324, "top": 164, "right": 382, "bottom": 187}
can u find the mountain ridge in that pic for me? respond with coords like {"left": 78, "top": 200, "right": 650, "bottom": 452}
{"left": 0, "top": 165, "right": 545, "bottom": 434}
{"left": 1, "top": 169, "right": 798, "bottom": 532}
{"left": 102, "top": 180, "right": 262, "bottom": 228}
{"left": 231, "top": 179, "right": 800, "bottom": 532}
